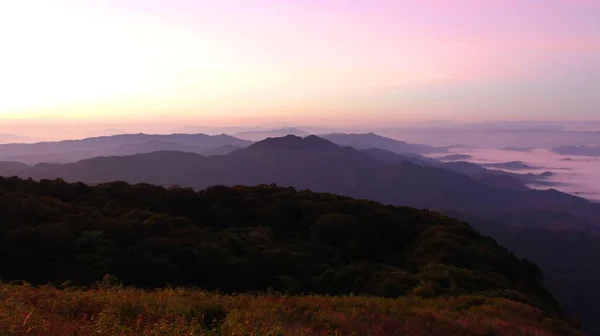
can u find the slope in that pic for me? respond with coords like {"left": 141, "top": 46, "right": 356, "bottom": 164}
{"left": 2, "top": 136, "right": 599, "bottom": 331}
{"left": 12, "top": 135, "right": 599, "bottom": 232}
{"left": 320, "top": 132, "right": 448, "bottom": 155}
{"left": 0, "top": 177, "right": 561, "bottom": 314}
{"left": 235, "top": 127, "right": 309, "bottom": 141}
{"left": 0, "top": 133, "right": 252, "bottom": 164}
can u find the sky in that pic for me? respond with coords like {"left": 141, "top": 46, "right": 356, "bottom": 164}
{"left": 0, "top": 0, "right": 599, "bottom": 124}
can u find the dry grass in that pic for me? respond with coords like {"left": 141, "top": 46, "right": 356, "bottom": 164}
{"left": 0, "top": 284, "right": 581, "bottom": 336}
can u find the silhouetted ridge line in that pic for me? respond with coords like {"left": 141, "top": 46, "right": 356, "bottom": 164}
{"left": 319, "top": 132, "right": 448, "bottom": 155}
{"left": 243, "top": 134, "right": 338, "bottom": 151}
{"left": 0, "top": 133, "right": 252, "bottom": 165}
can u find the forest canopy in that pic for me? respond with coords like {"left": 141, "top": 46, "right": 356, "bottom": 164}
{"left": 0, "top": 177, "right": 558, "bottom": 314}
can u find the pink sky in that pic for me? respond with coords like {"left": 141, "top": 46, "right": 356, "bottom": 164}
{"left": 0, "top": 0, "right": 598, "bottom": 122}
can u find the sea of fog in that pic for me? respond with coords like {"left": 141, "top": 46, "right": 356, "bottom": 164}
{"left": 430, "top": 148, "right": 600, "bottom": 202}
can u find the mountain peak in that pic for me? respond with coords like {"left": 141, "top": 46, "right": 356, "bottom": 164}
{"left": 244, "top": 135, "right": 339, "bottom": 151}
{"left": 323, "top": 132, "right": 408, "bottom": 144}
{"left": 317, "top": 133, "right": 449, "bottom": 155}
{"left": 278, "top": 127, "right": 304, "bottom": 132}
{"left": 234, "top": 127, "right": 310, "bottom": 141}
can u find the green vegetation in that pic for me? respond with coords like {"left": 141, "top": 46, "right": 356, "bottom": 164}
{"left": 0, "top": 177, "right": 579, "bottom": 334}
{"left": 453, "top": 212, "right": 600, "bottom": 334}
{"left": 0, "top": 284, "right": 581, "bottom": 336}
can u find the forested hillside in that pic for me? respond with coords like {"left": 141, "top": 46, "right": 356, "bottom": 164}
{"left": 2, "top": 136, "right": 600, "bottom": 332}
{"left": 0, "top": 177, "right": 558, "bottom": 312}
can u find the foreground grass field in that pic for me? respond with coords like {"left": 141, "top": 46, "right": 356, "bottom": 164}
{"left": 0, "top": 284, "right": 580, "bottom": 336}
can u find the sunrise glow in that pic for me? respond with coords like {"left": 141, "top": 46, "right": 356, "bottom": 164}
{"left": 1, "top": 0, "right": 598, "bottom": 122}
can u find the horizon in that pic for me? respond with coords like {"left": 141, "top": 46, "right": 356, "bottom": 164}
{"left": 2, "top": 2, "right": 600, "bottom": 333}
{"left": 3, "top": 118, "right": 600, "bottom": 144}
{"left": 1, "top": 0, "right": 599, "bottom": 123}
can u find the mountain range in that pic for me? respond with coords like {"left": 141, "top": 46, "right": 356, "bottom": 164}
{"left": 319, "top": 132, "right": 449, "bottom": 155}
{"left": 0, "top": 133, "right": 252, "bottom": 165}
{"left": 0, "top": 131, "right": 454, "bottom": 165}
{"left": 1, "top": 133, "right": 600, "bottom": 331}
{"left": 1, "top": 135, "right": 593, "bottom": 231}
{"left": 358, "top": 148, "right": 552, "bottom": 189}
{"left": 552, "top": 145, "right": 600, "bottom": 157}
{"left": 436, "top": 154, "right": 473, "bottom": 161}
{"left": 0, "top": 133, "right": 29, "bottom": 144}
{"left": 482, "top": 161, "right": 538, "bottom": 170}
{"left": 235, "top": 127, "right": 310, "bottom": 141}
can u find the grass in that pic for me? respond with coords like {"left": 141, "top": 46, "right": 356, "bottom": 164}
{"left": 0, "top": 284, "right": 581, "bottom": 336}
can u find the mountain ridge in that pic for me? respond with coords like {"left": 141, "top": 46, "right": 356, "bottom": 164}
{"left": 4, "top": 135, "right": 597, "bottom": 232}
{"left": 0, "top": 134, "right": 598, "bottom": 332}
{"left": 319, "top": 132, "right": 449, "bottom": 155}
{"left": 235, "top": 127, "right": 309, "bottom": 141}
{"left": 0, "top": 133, "right": 253, "bottom": 164}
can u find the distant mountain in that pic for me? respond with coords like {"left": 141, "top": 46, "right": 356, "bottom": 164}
{"left": 440, "top": 161, "right": 491, "bottom": 176}
{"left": 0, "top": 133, "right": 252, "bottom": 164}
{"left": 446, "top": 211, "right": 600, "bottom": 334}
{"left": 0, "top": 134, "right": 29, "bottom": 144}
{"left": 0, "top": 161, "right": 30, "bottom": 175}
{"left": 443, "top": 162, "right": 553, "bottom": 186}
{"left": 4, "top": 134, "right": 600, "bottom": 331}
{"left": 7, "top": 135, "right": 597, "bottom": 232}
{"left": 235, "top": 127, "right": 309, "bottom": 141}
{"left": 242, "top": 134, "right": 337, "bottom": 151}
{"left": 482, "top": 161, "right": 538, "bottom": 170}
{"left": 110, "top": 141, "right": 244, "bottom": 157}
{"left": 172, "top": 125, "right": 261, "bottom": 135}
{"left": 109, "top": 140, "right": 210, "bottom": 156}
{"left": 471, "top": 173, "right": 530, "bottom": 191}
{"left": 501, "top": 147, "right": 534, "bottom": 152}
{"left": 361, "top": 148, "right": 552, "bottom": 189}
{"left": 202, "top": 144, "right": 242, "bottom": 156}
{"left": 437, "top": 154, "right": 472, "bottom": 161}
{"left": 552, "top": 145, "right": 600, "bottom": 157}
{"left": 376, "top": 126, "right": 600, "bottom": 148}
{"left": 359, "top": 148, "right": 439, "bottom": 166}
{"left": 319, "top": 132, "right": 448, "bottom": 155}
